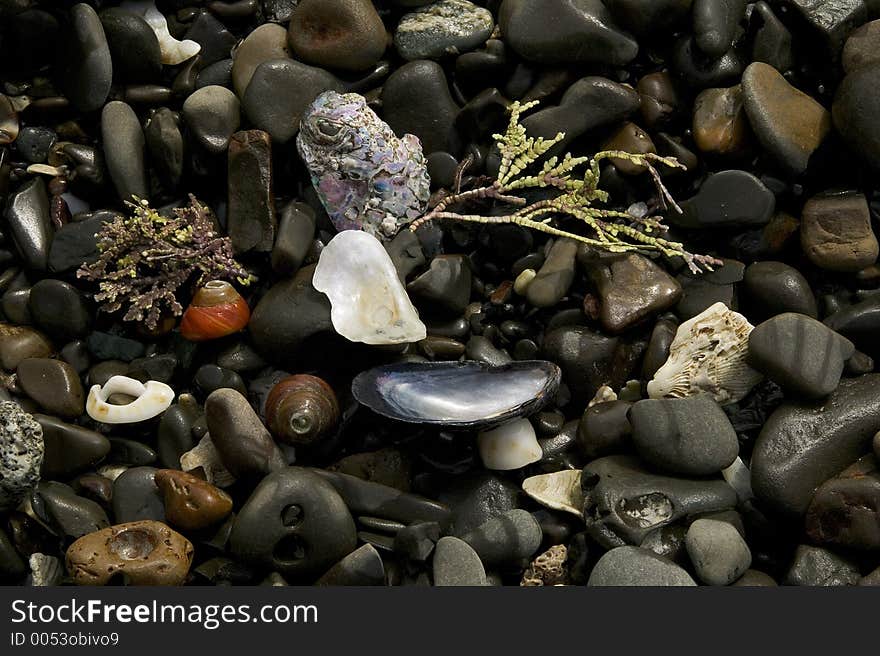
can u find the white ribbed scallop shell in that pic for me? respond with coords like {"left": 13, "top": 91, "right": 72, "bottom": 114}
{"left": 647, "top": 302, "right": 762, "bottom": 405}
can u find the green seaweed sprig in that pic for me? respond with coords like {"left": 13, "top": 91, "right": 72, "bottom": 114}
{"left": 410, "top": 100, "right": 721, "bottom": 274}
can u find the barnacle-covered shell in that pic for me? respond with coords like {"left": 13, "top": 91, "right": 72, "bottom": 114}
{"left": 179, "top": 280, "right": 250, "bottom": 341}
{"left": 521, "top": 544, "right": 569, "bottom": 586}
{"left": 296, "top": 90, "right": 430, "bottom": 239}
{"left": 352, "top": 360, "right": 561, "bottom": 429}
{"left": 647, "top": 302, "right": 762, "bottom": 405}
{"left": 313, "top": 230, "right": 426, "bottom": 345}
{"left": 265, "top": 374, "right": 339, "bottom": 446}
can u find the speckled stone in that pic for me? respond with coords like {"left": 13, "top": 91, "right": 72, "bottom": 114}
{"left": 395, "top": 0, "right": 494, "bottom": 60}
{"left": 0, "top": 402, "right": 43, "bottom": 511}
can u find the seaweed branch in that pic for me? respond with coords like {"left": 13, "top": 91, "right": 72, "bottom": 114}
{"left": 410, "top": 100, "right": 721, "bottom": 274}
{"left": 77, "top": 195, "right": 254, "bottom": 330}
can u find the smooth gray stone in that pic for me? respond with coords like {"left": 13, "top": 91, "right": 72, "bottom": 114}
{"left": 0, "top": 528, "right": 26, "bottom": 581}
{"left": 33, "top": 482, "right": 109, "bottom": 539}
{"left": 48, "top": 213, "right": 112, "bottom": 274}
{"left": 380, "top": 59, "right": 460, "bottom": 155}
{"left": 242, "top": 58, "right": 343, "bottom": 144}
{"left": 752, "top": 374, "right": 880, "bottom": 516}
{"left": 100, "top": 7, "right": 162, "bottom": 82}
{"left": 101, "top": 101, "right": 147, "bottom": 201}
{"left": 315, "top": 544, "right": 385, "bottom": 586}
{"left": 271, "top": 202, "right": 315, "bottom": 276}
{"left": 407, "top": 255, "right": 472, "bottom": 315}
{"left": 432, "top": 472, "right": 521, "bottom": 537}
{"left": 58, "top": 3, "right": 113, "bottom": 112}
{"left": 679, "top": 170, "right": 775, "bottom": 228}
{"left": 748, "top": 313, "right": 854, "bottom": 398}
{"left": 4, "top": 178, "right": 52, "bottom": 271}
{"left": 521, "top": 76, "right": 640, "bottom": 157}
{"left": 541, "top": 325, "right": 619, "bottom": 406}
{"left": 230, "top": 467, "right": 357, "bottom": 581}
{"left": 751, "top": 1, "right": 794, "bottom": 72}
{"left": 693, "top": 0, "right": 747, "bottom": 58}
{"left": 182, "top": 85, "right": 240, "bottom": 154}
{"left": 144, "top": 108, "right": 184, "bottom": 190}
{"left": 833, "top": 64, "right": 880, "bottom": 171}
{"left": 582, "top": 455, "right": 738, "bottom": 547}
{"left": 499, "top": 0, "right": 638, "bottom": 66}
{"left": 685, "top": 518, "right": 751, "bottom": 585}
{"left": 28, "top": 279, "right": 91, "bottom": 341}
{"left": 156, "top": 395, "right": 200, "bottom": 469}
{"left": 460, "top": 509, "right": 542, "bottom": 566}
{"left": 743, "top": 261, "right": 817, "bottom": 320}
{"left": 312, "top": 469, "right": 451, "bottom": 528}
{"left": 465, "top": 335, "right": 512, "bottom": 366}
{"left": 604, "top": 0, "right": 693, "bottom": 36}
{"left": 205, "top": 388, "right": 286, "bottom": 480}
{"left": 630, "top": 395, "right": 739, "bottom": 476}
{"left": 111, "top": 466, "right": 164, "bottom": 523}
{"left": 527, "top": 239, "right": 578, "bottom": 308}
{"left": 35, "top": 414, "right": 110, "bottom": 479}
{"left": 784, "top": 544, "right": 861, "bottom": 586}
{"left": 588, "top": 546, "right": 697, "bottom": 586}
{"left": 433, "top": 536, "right": 486, "bottom": 586}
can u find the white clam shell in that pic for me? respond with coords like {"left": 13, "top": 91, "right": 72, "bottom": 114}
{"left": 523, "top": 469, "right": 584, "bottom": 518}
{"left": 477, "top": 418, "right": 543, "bottom": 471}
{"left": 121, "top": 0, "right": 201, "bottom": 65}
{"left": 180, "top": 435, "right": 237, "bottom": 488}
{"left": 86, "top": 375, "right": 175, "bottom": 424}
{"left": 647, "top": 302, "right": 763, "bottom": 405}
{"left": 314, "top": 230, "right": 427, "bottom": 345}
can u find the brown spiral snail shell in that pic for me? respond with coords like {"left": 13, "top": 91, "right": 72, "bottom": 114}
{"left": 265, "top": 375, "right": 340, "bottom": 446}
{"left": 180, "top": 280, "right": 250, "bottom": 341}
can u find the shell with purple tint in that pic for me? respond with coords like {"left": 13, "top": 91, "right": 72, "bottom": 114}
{"left": 296, "top": 91, "right": 431, "bottom": 240}
{"left": 352, "top": 360, "right": 562, "bottom": 429}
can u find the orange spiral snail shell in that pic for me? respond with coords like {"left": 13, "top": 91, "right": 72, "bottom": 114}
{"left": 265, "top": 374, "right": 340, "bottom": 446}
{"left": 180, "top": 280, "right": 250, "bottom": 341}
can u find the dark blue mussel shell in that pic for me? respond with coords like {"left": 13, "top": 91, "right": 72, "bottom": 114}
{"left": 351, "top": 360, "right": 562, "bottom": 429}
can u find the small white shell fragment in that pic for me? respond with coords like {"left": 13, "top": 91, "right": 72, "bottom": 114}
{"left": 180, "top": 435, "right": 237, "bottom": 488}
{"left": 721, "top": 456, "right": 754, "bottom": 502}
{"left": 121, "top": 0, "right": 201, "bottom": 65}
{"left": 522, "top": 469, "right": 584, "bottom": 518}
{"left": 26, "top": 163, "right": 67, "bottom": 177}
{"left": 588, "top": 385, "right": 617, "bottom": 407}
{"left": 314, "top": 230, "right": 427, "bottom": 345}
{"left": 28, "top": 553, "right": 63, "bottom": 587}
{"left": 86, "top": 375, "right": 175, "bottom": 424}
{"left": 647, "top": 301, "right": 763, "bottom": 405}
{"left": 513, "top": 268, "right": 536, "bottom": 295}
{"left": 97, "top": 465, "right": 128, "bottom": 481}
{"left": 477, "top": 418, "right": 543, "bottom": 471}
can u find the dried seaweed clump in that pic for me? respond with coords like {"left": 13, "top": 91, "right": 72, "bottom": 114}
{"left": 411, "top": 101, "right": 721, "bottom": 274}
{"left": 520, "top": 544, "right": 569, "bottom": 587}
{"left": 77, "top": 196, "right": 253, "bottom": 329}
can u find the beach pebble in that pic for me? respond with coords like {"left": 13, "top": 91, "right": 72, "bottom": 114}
{"left": 685, "top": 518, "right": 751, "bottom": 585}
{"left": 588, "top": 546, "right": 696, "bottom": 586}
{"left": 0, "top": 402, "right": 43, "bottom": 511}
{"left": 395, "top": 0, "right": 494, "bottom": 61}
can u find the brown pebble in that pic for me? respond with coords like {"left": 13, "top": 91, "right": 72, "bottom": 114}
{"left": 66, "top": 520, "right": 194, "bottom": 586}
{"left": 692, "top": 85, "right": 753, "bottom": 157}
{"left": 17, "top": 357, "right": 84, "bottom": 419}
{"left": 154, "top": 469, "right": 233, "bottom": 531}
{"left": 0, "top": 323, "right": 53, "bottom": 371}
{"left": 801, "top": 191, "right": 879, "bottom": 272}
{"left": 600, "top": 122, "right": 656, "bottom": 175}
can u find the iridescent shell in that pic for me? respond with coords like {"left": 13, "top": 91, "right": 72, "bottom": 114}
{"left": 647, "top": 302, "right": 763, "bottom": 405}
{"left": 296, "top": 91, "right": 430, "bottom": 240}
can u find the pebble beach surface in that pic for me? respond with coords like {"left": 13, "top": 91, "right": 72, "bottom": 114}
{"left": 1, "top": 0, "right": 880, "bottom": 587}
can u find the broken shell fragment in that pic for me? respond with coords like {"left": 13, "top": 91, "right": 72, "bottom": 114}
{"left": 352, "top": 360, "right": 561, "bottom": 429}
{"left": 66, "top": 520, "right": 193, "bottom": 586}
{"left": 313, "top": 230, "right": 426, "bottom": 345}
{"left": 86, "top": 375, "right": 175, "bottom": 424}
{"left": 180, "top": 435, "right": 237, "bottom": 488}
{"left": 647, "top": 302, "right": 762, "bottom": 405}
{"left": 522, "top": 469, "right": 584, "bottom": 518}
{"left": 477, "top": 418, "right": 543, "bottom": 470}
{"left": 121, "top": 0, "right": 201, "bottom": 65}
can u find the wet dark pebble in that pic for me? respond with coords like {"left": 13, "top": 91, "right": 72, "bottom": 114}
{"left": 0, "top": 0, "right": 877, "bottom": 590}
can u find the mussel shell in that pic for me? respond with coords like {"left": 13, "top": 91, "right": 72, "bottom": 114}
{"left": 352, "top": 360, "right": 561, "bottom": 429}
